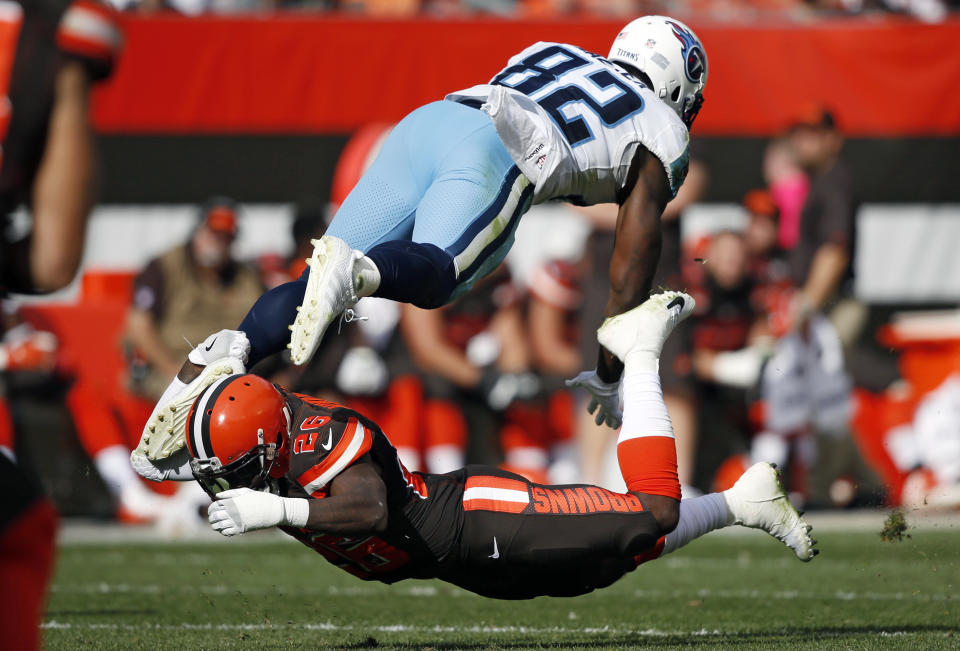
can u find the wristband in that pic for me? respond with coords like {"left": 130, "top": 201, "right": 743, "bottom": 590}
{"left": 281, "top": 497, "right": 310, "bottom": 528}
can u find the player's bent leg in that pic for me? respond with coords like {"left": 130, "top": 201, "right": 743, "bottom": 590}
{"left": 598, "top": 291, "right": 695, "bottom": 534}
{"left": 0, "top": 497, "right": 57, "bottom": 651}
{"left": 635, "top": 465, "right": 818, "bottom": 567}
{"left": 410, "top": 104, "right": 534, "bottom": 302}
{"left": 365, "top": 240, "right": 457, "bottom": 308}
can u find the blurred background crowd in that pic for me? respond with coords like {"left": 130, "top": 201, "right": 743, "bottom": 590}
{"left": 107, "top": 0, "right": 956, "bottom": 25}
{"left": 0, "top": 2, "right": 957, "bottom": 536}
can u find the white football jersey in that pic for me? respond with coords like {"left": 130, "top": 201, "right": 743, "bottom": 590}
{"left": 447, "top": 42, "right": 690, "bottom": 205}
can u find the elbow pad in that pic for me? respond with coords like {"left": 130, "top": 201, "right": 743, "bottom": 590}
{"left": 56, "top": 0, "right": 122, "bottom": 83}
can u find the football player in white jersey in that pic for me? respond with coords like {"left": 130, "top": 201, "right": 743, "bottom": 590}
{"left": 132, "top": 17, "right": 709, "bottom": 500}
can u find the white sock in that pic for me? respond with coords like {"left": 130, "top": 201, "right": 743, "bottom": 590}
{"left": 354, "top": 255, "right": 381, "bottom": 298}
{"left": 95, "top": 444, "right": 141, "bottom": 497}
{"left": 425, "top": 444, "right": 464, "bottom": 475}
{"left": 619, "top": 370, "right": 673, "bottom": 443}
{"left": 662, "top": 492, "right": 733, "bottom": 555}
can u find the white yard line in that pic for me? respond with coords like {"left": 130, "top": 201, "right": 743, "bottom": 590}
{"left": 40, "top": 621, "right": 931, "bottom": 638}
{"left": 49, "top": 582, "right": 954, "bottom": 603}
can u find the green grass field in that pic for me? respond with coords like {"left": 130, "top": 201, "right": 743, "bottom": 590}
{"left": 44, "top": 526, "right": 958, "bottom": 650}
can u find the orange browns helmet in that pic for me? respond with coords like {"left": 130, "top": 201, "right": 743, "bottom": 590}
{"left": 185, "top": 374, "right": 291, "bottom": 498}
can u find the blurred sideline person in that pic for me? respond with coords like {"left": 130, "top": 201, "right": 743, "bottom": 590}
{"left": 126, "top": 198, "right": 264, "bottom": 400}
{"left": 0, "top": 1, "right": 120, "bottom": 648}
{"left": 69, "top": 198, "right": 264, "bottom": 524}
{"left": 785, "top": 105, "right": 860, "bottom": 342}
{"left": 178, "top": 294, "right": 815, "bottom": 599}
{"left": 132, "top": 16, "right": 712, "bottom": 481}
{"left": 401, "top": 266, "right": 537, "bottom": 473}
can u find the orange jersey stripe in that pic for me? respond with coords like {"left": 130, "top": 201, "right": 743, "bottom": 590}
{"left": 465, "top": 475, "right": 528, "bottom": 493}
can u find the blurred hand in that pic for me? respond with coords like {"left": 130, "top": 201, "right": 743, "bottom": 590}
{"left": 336, "top": 346, "right": 388, "bottom": 396}
{"left": 565, "top": 370, "right": 622, "bottom": 429}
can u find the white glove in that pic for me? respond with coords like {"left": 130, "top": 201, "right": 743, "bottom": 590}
{"left": 335, "top": 346, "right": 388, "bottom": 396}
{"left": 207, "top": 488, "right": 310, "bottom": 537}
{"left": 130, "top": 447, "right": 194, "bottom": 482}
{"left": 565, "top": 369, "right": 622, "bottom": 429}
{"left": 187, "top": 329, "right": 250, "bottom": 367}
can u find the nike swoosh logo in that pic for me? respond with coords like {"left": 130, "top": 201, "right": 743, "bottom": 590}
{"left": 489, "top": 536, "right": 500, "bottom": 559}
{"left": 320, "top": 428, "right": 333, "bottom": 452}
{"left": 666, "top": 296, "right": 685, "bottom": 312}
{"left": 204, "top": 336, "right": 218, "bottom": 352}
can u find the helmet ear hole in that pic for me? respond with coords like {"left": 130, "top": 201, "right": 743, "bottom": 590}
{"left": 671, "top": 86, "right": 681, "bottom": 102}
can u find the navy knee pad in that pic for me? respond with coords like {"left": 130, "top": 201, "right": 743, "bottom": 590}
{"left": 238, "top": 279, "right": 307, "bottom": 366}
{"left": 366, "top": 241, "right": 457, "bottom": 309}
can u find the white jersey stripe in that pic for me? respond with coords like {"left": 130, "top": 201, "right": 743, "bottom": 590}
{"left": 463, "top": 486, "right": 530, "bottom": 504}
{"left": 301, "top": 421, "right": 366, "bottom": 495}
{"left": 453, "top": 172, "right": 530, "bottom": 278}
{"left": 191, "top": 375, "right": 233, "bottom": 460}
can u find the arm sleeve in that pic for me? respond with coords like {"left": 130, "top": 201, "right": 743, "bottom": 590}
{"left": 816, "top": 170, "right": 855, "bottom": 252}
{"left": 56, "top": 0, "right": 122, "bottom": 82}
{"left": 131, "top": 259, "right": 166, "bottom": 321}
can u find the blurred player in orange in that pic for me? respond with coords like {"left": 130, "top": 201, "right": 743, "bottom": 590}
{"left": 0, "top": 1, "right": 120, "bottom": 648}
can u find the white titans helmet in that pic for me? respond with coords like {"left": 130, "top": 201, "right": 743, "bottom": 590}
{"left": 608, "top": 16, "right": 708, "bottom": 128}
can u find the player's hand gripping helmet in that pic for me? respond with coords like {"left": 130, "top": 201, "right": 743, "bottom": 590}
{"left": 185, "top": 374, "right": 291, "bottom": 498}
{"left": 608, "top": 15, "right": 708, "bottom": 128}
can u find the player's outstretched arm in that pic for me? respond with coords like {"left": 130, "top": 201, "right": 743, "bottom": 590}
{"left": 207, "top": 457, "right": 388, "bottom": 537}
{"left": 600, "top": 148, "right": 671, "bottom": 382}
{"left": 568, "top": 149, "right": 671, "bottom": 429}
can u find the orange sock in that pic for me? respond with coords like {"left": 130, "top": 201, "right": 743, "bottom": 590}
{"left": 617, "top": 435, "right": 680, "bottom": 500}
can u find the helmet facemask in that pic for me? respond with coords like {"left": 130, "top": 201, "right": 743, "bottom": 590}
{"left": 191, "top": 428, "right": 280, "bottom": 499}
{"left": 681, "top": 93, "right": 705, "bottom": 129}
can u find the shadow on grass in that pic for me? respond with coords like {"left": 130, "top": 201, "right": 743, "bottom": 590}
{"left": 350, "top": 624, "right": 958, "bottom": 649}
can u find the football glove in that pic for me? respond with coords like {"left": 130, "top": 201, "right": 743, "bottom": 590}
{"left": 565, "top": 369, "right": 622, "bottom": 429}
{"left": 207, "top": 488, "right": 309, "bottom": 536}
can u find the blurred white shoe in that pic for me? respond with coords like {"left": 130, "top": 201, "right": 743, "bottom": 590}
{"left": 155, "top": 482, "right": 210, "bottom": 540}
{"left": 724, "top": 462, "right": 818, "bottom": 562}
{"left": 116, "top": 482, "right": 169, "bottom": 524}
{"left": 289, "top": 236, "right": 361, "bottom": 366}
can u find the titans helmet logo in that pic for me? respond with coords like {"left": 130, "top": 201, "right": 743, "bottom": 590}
{"left": 667, "top": 21, "right": 706, "bottom": 85}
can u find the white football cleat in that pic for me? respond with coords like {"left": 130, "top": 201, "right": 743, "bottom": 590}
{"left": 187, "top": 329, "right": 250, "bottom": 367}
{"left": 289, "top": 235, "right": 361, "bottom": 366}
{"left": 136, "top": 356, "right": 246, "bottom": 461}
{"left": 724, "top": 462, "right": 818, "bottom": 562}
{"left": 597, "top": 291, "right": 695, "bottom": 363}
